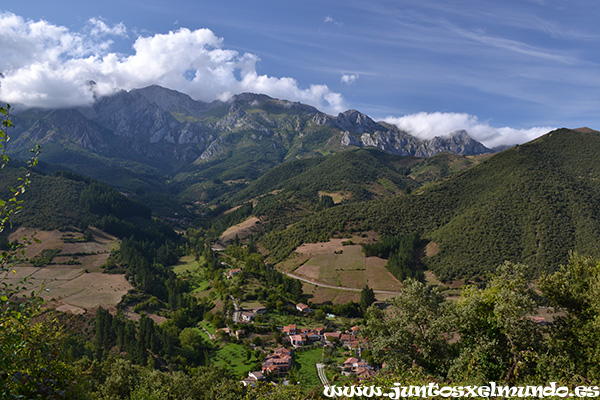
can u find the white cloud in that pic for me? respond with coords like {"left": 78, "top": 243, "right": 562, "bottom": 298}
{"left": 0, "top": 12, "right": 346, "bottom": 113}
{"left": 87, "top": 17, "right": 127, "bottom": 38}
{"left": 341, "top": 73, "right": 359, "bottom": 85}
{"left": 384, "top": 112, "right": 555, "bottom": 148}
{"left": 324, "top": 16, "right": 342, "bottom": 26}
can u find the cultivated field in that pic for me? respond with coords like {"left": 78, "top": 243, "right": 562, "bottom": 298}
{"left": 301, "top": 282, "right": 361, "bottom": 304}
{"left": 277, "top": 235, "right": 403, "bottom": 304}
{"left": 2, "top": 227, "right": 128, "bottom": 314}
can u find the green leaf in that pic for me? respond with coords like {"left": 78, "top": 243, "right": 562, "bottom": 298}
{"left": 0, "top": 295, "right": 8, "bottom": 302}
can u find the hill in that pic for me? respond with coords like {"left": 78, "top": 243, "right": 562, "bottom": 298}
{"left": 232, "top": 148, "right": 418, "bottom": 203}
{"left": 222, "top": 148, "right": 484, "bottom": 235}
{"left": 0, "top": 167, "right": 152, "bottom": 233}
{"left": 261, "top": 128, "right": 600, "bottom": 280}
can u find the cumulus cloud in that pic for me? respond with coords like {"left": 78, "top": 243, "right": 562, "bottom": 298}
{"left": 341, "top": 73, "right": 359, "bottom": 85}
{"left": 384, "top": 112, "right": 555, "bottom": 148}
{"left": 87, "top": 17, "right": 127, "bottom": 38}
{"left": 0, "top": 12, "right": 346, "bottom": 113}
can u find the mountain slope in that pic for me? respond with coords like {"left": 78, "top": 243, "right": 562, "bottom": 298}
{"left": 261, "top": 128, "right": 600, "bottom": 280}
{"left": 0, "top": 167, "right": 152, "bottom": 232}
{"left": 232, "top": 148, "right": 418, "bottom": 203}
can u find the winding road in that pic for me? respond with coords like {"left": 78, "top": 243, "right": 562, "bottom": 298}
{"left": 229, "top": 295, "right": 240, "bottom": 323}
{"left": 284, "top": 272, "right": 402, "bottom": 295}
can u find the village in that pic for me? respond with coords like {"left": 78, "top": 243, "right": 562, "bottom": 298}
{"left": 212, "top": 298, "right": 377, "bottom": 388}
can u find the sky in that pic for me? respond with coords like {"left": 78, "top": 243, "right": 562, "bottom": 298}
{"left": 1, "top": 0, "right": 599, "bottom": 147}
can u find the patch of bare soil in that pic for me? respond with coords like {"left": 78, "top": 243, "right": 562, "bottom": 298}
{"left": 425, "top": 241, "right": 440, "bottom": 257}
{"left": 318, "top": 191, "right": 351, "bottom": 204}
{"left": 365, "top": 257, "right": 403, "bottom": 291}
{"left": 122, "top": 306, "right": 168, "bottom": 324}
{"left": 424, "top": 270, "right": 464, "bottom": 289}
{"left": 55, "top": 303, "right": 86, "bottom": 315}
{"left": 219, "top": 216, "right": 261, "bottom": 244}
{"left": 295, "top": 239, "right": 344, "bottom": 255}
{"left": 302, "top": 282, "right": 361, "bottom": 304}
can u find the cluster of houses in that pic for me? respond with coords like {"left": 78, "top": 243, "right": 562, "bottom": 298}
{"left": 282, "top": 324, "right": 324, "bottom": 347}
{"left": 341, "top": 356, "right": 376, "bottom": 380}
{"left": 281, "top": 323, "right": 365, "bottom": 349}
{"left": 241, "top": 347, "right": 295, "bottom": 386}
{"left": 237, "top": 320, "right": 376, "bottom": 386}
{"left": 261, "top": 347, "right": 294, "bottom": 377}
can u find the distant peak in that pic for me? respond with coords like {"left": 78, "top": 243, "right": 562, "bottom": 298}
{"left": 335, "top": 110, "right": 379, "bottom": 132}
{"left": 448, "top": 129, "right": 470, "bottom": 139}
{"left": 230, "top": 93, "right": 273, "bottom": 103}
{"left": 573, "top": 127, "right": 599, "bottom": 134}
{"left": 339, "top": 109, "right": 361, "bottom": 116}
{"left": 337, "top": 109, "right": 372, "bottom": 120}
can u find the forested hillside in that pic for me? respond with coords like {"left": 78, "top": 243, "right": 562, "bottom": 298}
{"left": 262, "top": 129, "right": 600, "bottom": 280}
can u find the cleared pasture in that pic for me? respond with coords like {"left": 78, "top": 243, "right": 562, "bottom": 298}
{"left": 302, "top": 282, "right": 360, "bottom": 304}
{"left": 2, "top": 227, "right": 128, "bottom": 314}
{"left": 279, "top": 236, "right": 403, "bottom": 304}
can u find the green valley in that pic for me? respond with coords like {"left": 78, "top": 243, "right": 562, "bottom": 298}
{"left": 3, "top": 92, "right": 600, "bottom": 399}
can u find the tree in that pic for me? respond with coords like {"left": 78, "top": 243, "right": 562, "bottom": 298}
{"left": 179, "top": 327, "right": 204, "bottom": 349}
{"left": 538, "top": 253, "right": 600, "bottom": 382}
{"left": 317, "top": 194, "right": 334, "bottom": 210}
{"left": 364, "top": 279, "right": 450, "bottom": 374}
{"left": 360, "top": 284, "right": 376, "bottom": 311}
{"left": 313, "top": 309, "right": 326, "bottom": 322}
{"left": 448, "top": 261, "right": 541, "bottom": 383}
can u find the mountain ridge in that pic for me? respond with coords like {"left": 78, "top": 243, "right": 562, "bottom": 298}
{"left": 9, "top": 85, "right": 492, "bottom": 169}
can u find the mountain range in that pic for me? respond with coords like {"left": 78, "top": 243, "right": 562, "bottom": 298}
{"left": 9, "top": 85, "right": 491, "bottom": 180}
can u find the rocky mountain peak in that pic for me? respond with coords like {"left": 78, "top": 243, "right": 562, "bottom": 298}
{"left": 230, "top": 92, "right": 273, "bottom": 105}
{"left": 335, "top": 109, "right": 381, "bottom": 133}
{"left": 447, "top": 129, "right": 471, "bottom": 141}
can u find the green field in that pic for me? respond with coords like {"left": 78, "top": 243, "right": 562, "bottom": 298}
{"left": 212, "top": 342, "right": 261, "bottom": 378}
{"left": 172, "top": 255, "right": 202, "bottom": 275}
{"left": 172, "top": 255, "right": 214, "bottom": 296}
{"left": 292, "top": 347, "right": 323, "bottom": 389}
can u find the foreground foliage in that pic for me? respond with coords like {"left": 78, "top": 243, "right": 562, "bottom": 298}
{"left": 365, "top": 255, "right": 600, "bottom": 388}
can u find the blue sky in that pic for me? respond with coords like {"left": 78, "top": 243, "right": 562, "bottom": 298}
{"left": 2, "top": 0, "right": 599, "bottom": 146}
